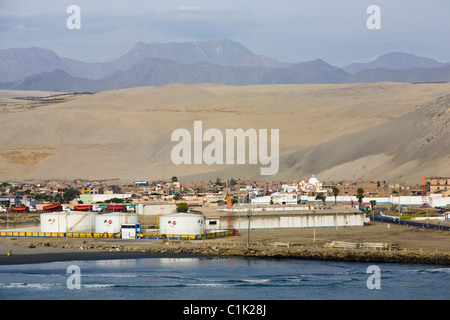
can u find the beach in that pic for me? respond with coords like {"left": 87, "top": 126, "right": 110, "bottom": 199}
{"left": 1, "top": 222, "right": 449, "bottom": 265}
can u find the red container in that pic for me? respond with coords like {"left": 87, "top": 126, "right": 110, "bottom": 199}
{"left": 43, "top": 203, "right": 61, "bottom": 211}
{"left": 106, "top": 205, "right": 126, "bottom": 211}
{"left": 74, "top": 205, "right": 93, "bottom": 211}
{"left": 10, "top": 206, "right": 28, "bottom": 212}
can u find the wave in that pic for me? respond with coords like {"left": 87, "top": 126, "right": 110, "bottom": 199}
{"left": 0, "top": 282, "right": 64, "bottom": 290}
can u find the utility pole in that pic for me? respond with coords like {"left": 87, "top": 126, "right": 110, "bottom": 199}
{"left": 247, "top": 208, "right": 252, "bottom": 247}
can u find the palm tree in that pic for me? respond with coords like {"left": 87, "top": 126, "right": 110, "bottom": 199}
{"left": 370, "top": 200, "right": 377, "bottom": 211}
{"left": 332, "top": 186, "right": 340, "bottom": 205}
{"left": 356, "top": 187, "right": 365, "bottom": 207}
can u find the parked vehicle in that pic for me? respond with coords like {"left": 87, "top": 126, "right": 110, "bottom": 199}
{"left": 10, "top": 206, "right": 28, "bottom": 212}
{"left": 106, "top": 205, "right": 126, "bottom": 212}
{"left": 43, "top": 203, "right": 62, "bottom": 212}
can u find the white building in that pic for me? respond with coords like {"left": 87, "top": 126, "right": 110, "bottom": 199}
{"left": 135, "top": 203, "right": 177, "bottom": 215}
{"left": 251, "top": 192, "right": 299, "bottom": 205}
{"left": 298, "top": 174, "right": 328, "bottom": 194}
{"left": 206, "top": 207, "right": 364, "bottom": 230}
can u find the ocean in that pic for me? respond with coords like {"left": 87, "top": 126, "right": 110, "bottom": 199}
{"left": 0, "top": 257, "right": 448, "bottom": 301}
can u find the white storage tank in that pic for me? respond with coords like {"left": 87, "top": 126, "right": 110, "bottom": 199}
{"left": 95, "top": 212, "right": 139, "bottom": 234}
{"left": 40, "top": 211, "right": 96, "bottom": 233}
{"left": 159, "top": 213, "right": 205, "bottom": 236}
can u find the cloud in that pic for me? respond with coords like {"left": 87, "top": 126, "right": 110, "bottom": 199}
{"left": 179, "top": 6, "right": 202, "bottom": 11}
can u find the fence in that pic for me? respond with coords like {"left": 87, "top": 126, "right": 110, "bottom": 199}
{"left": 373, "top": 216, "right": 450, "bottom": 231}
{"left": 0, "top": 229, "right": 239, "bottom": 240}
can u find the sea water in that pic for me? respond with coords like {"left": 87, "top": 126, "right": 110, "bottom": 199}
{"left": 0, "top": 257, "right": 448, "bottom": 300}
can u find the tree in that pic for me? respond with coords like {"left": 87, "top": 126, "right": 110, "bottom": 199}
{"left": 370, "top": 200, "right": 377, "bottom": 211}
{"left": 176, "top": 202, "right": 189, "bottom": 213}
{"left": 332, "top": 186, "right": 340, "bottom": 205}
{"left": 173, "top": 192, "right": 182, "bottom": 201}
{"left": 315, "top": 193, "right": 327, "bottom": 206}
{"left": 356, "top": 187, "right": 365, "bottom": 206}
{"left": 63, "top": 189, "right": 80, "bottom": 203}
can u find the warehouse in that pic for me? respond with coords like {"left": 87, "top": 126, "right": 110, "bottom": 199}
{"left": 203, "top": 206, "right": 364, "bottom": 231}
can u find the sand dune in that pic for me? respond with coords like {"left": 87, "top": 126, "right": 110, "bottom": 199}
{"left": 0, "top": 82, "right": 449, "bottom": 183}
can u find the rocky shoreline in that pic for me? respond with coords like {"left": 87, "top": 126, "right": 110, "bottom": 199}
{"left": 145, "top": 246, "right": 450, "bottom": 265}
{"left": 57, "top": 241, "right": 450, "bottom": 265}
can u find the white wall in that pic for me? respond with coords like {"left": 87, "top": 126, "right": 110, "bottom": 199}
{"left": 223, "top": 212, "right": 364, "bottom": 230}
{"left": 92, "top": 194, "right": 132, "bottom": 202}
{"left": 136, "top": 203, "right": 177, "bottom": 215}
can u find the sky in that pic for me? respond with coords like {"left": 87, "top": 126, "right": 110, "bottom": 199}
{"left": 1, "top": 0, "right": 449, "bottom": 67}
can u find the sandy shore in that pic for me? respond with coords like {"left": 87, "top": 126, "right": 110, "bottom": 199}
{"left": 1, "top": 221, "right": 449, "bottom": 265}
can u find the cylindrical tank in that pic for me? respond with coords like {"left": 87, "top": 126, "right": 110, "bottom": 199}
{"left": 159, "top": 213, "right": 205, "bottom": 235}
{"left": 95, "top": 212, "right": 139, "bottom": 234}
{"left": 40, "top": 212, "right": 96, "bottom": 233}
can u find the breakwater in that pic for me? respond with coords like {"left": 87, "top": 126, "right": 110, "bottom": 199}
{"left": 88, "top": 243, "right": 450, "bottom": 265}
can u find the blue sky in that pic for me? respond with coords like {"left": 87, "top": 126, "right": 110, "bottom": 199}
{"left": 1, "top": 0, "right": 449, "bottom": 66}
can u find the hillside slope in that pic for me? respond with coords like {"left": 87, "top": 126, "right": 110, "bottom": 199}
{"left": 0, "top": 83, "right": 449, "bottom": 183}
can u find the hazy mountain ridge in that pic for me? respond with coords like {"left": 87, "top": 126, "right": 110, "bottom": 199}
{"left": 343, "top": 52, "right": 449, "bottom": 74}
{"left": 1, "top": 41, "right": 449, "bottom": 92}
{"left": 0, "top": 39, "right": 283, "bottom": 83}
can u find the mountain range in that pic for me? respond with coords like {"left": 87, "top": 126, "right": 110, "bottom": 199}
{"left": 1, "top": 39, "right": 449, "bottom": 92}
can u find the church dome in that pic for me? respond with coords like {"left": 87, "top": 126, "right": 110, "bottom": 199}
{"left": 308, "top": 174, "right": 319, "bottom": 185}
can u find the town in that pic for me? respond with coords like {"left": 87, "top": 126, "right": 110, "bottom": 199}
{"left": 1, "top": 175, "right": 449, "bottom": 210}
{"left": 1, "top": 175, "right": 449, "bottom": 236}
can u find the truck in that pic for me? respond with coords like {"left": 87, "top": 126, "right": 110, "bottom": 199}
{"left": 10, "top": 206, "right": 28, "bottom": 212}
{"left": 43, "top": 203, "right": 62, "bottom": 212}
{"left": 106, "top": 205, "right": 126, "bottom": 212}
{"left": 74, "top": 204, "right": 92, "bottom": 211}
{"left": 73, "top": 204, "right": 102, "bottom": 212}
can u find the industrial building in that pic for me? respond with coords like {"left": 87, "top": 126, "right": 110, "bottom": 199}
{"left": 203, "top": 205, "right": 365, "bottom": 231}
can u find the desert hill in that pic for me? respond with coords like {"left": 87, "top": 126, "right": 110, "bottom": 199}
{"left": 0, "top": 82, "right": 449, "bottom": 183}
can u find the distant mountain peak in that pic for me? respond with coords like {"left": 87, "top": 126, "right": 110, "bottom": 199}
{"left": 344, "top": 51, "right": 447, "bottom": 75}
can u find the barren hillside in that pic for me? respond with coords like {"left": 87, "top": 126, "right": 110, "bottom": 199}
{"left": 0, "top": 82, "right": 449, "bottom": 183}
